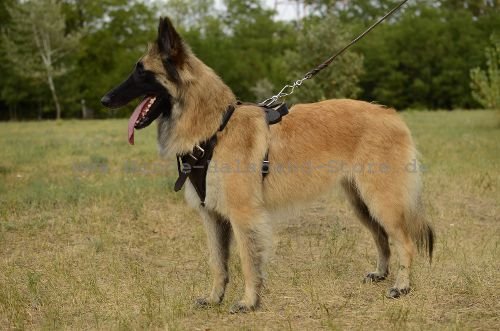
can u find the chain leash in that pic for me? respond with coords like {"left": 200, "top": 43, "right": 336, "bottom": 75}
{"left": 260, "top": 0, "right": 410, "bottom": 106}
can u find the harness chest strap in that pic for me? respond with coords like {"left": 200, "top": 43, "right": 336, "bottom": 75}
{"left": 173, "top": 102, "right": 289, "bottom": 206}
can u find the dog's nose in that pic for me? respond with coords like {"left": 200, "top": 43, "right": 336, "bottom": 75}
{"left": 101, "top": 95, "right": 112, "bottom": 107}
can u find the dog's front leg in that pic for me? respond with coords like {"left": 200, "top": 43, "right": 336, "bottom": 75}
{"left": 229, "top": 215, "right": 271, "bottom": 313}
{"left": 196, "top": 210, "right": 232, "bottom": 307}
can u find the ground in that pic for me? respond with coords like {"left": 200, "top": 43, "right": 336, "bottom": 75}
{"left": 0, "top": 111, "right": 499, "bottom": 330}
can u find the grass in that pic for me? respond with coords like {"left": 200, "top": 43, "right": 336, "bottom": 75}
{"left": 0, "top": 111, "right": 499, "bottom": 330}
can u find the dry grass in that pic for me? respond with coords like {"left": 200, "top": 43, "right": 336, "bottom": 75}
{"left": 0, "top": 111, "right": 499, "bottom": 330}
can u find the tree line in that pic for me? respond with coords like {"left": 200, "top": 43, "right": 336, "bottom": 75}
{"left": 0, "top": 0, "right": 498, "bottom": 120}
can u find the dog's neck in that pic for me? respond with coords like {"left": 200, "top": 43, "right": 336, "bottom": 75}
{"left": 157, "top": 57, "right": 236, "bottom": 157}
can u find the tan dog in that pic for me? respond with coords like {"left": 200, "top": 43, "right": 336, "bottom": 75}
{"left": 101, "top": 17, "right": 434, "bottom": 313}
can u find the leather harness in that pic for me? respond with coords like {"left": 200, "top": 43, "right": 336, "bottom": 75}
{"left": 173, "top": 102, "right": 289, "bottom": 206}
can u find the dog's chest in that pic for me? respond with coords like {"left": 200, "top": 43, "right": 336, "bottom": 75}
{"left": 183, "top": 171, "right": 226, "bottom": 213}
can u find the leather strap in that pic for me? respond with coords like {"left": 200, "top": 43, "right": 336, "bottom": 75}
{"left": 174, "top": 136, "right": 217, "bottom": 206}
{"left": 173, "top": 105, "right": 235, "bottom": 206}
{"left": 219, "top": 105, "right": 235, "bottom": 131}
{"left": 173, "top": 102, "right": 287, "bottom": 206}
{"left": 262, "top": 103, "right": 287, "bottom": 179}
{"left": 264, "top": 102, "right": 289, "bottom": 124}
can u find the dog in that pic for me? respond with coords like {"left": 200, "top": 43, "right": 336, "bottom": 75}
{"left": 101, "top": 17, "right": 434, "bottom": 313}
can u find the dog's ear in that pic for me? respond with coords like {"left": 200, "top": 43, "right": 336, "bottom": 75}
{"left": 157, "top": 17, "right": 185, "bottom": 65}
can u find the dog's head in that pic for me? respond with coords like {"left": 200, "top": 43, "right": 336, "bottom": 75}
{"left": 101, "top": 17, "right": 187, "bottom": 144}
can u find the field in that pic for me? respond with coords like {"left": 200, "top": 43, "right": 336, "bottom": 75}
{"left": 0, "top": 111, "right": 499, "bottom": 330}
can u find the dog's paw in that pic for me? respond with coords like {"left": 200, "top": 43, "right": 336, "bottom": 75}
{"left": 194, "top": 296, "right": 221, "bottom": 308}
{"left": 386, "top": 287, "right": 410, "bottom": 299}
{"left": 363, "top": 272, "right": 387, "bottom": 283}
{"left": 229, "top": 301, "right": 255, "bottom": 314}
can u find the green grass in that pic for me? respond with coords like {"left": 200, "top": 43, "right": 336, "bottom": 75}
{"left": 0, "top": 111, "right": 499, "bottom": 330}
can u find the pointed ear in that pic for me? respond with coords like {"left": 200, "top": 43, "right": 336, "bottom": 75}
{"left": 157, "top": 17, "right": 185, "bottom": 64}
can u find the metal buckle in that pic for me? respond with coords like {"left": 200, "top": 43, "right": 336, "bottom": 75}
{"left": 178, "top": 156, "right": 187, "bottom": 173}
{"left": 262, "top": 160, "right": 270, "bottom": 173}
{"left": 189, "top": 145, "right": 205, "bottom": 161}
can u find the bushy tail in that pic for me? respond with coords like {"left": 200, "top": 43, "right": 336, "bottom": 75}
{"left": 405, "top": 178, "right": 435, "bottom": 263}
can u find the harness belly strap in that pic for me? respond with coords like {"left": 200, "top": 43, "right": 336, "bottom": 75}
{"left": 173, "top": 102, "right": 288, "bottom": 206}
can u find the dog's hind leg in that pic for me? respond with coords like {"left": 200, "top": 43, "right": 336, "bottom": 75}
{"left": 195, "top": 210, "right": 232, "bottom": 307}
{"left": 341, "top": 178, "right": 391, "bottom": 282}
{"left": 229, "top": 214, "right": 271, "bottom": 313}
{"left": 354, "top": 174, "right": 418, "bottom": 298}
{"left": 373, "top": 210, "right": 416, "bottom": 298}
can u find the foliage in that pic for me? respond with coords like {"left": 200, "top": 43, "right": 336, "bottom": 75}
{"left": 182, "top": 0, "right": 296, "bottom": 102}
{"left": 1, "top": 0, "right": 80, "bottom": 119}
{"left": 284, "top": 17, "right": 363, "bottom": 103}
{"left": 0, "top": 0, "right": 499, "bottom": 119}
{"left": 62, "top": 0, "right": 157, "bottom": 118}
{"left": 250, "top": 78, "right": 275, "bottom": 101}
{"left": 299, "top": 0, "right": 409, "bottom": 21}
{"left": 470, "top": 35, "right": 500, "bottom": 110}
{"left": 163, "top": 0, "right": 216, "bottom": 28}
{"left": 357, "top": 3, "right": 499, "bottom": 109}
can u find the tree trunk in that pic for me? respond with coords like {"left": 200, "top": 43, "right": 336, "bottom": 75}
{"left": 38, "top": 99, "right": 42, "bottom": 120}
{"left": 9, "top": 105, "right": 18, "bottom": 121}
{"left": 47, "top": 74, "right": 62, "bottom": 120}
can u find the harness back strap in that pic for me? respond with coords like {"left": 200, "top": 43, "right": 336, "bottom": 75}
{"left": 261, "top": 102, "right": 288, "bottom": 179}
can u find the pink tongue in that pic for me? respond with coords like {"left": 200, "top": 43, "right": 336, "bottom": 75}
{"left": 128, "top": 98, "right": 150, "bottom": 145}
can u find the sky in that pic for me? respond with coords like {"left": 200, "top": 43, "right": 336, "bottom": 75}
{"left": 264, "top": 0, "right": 302, "bottom": 20}
{"left": 213, "top": 0, "right": 301, "bottom": 20}
{"left": 146, "top": 0, "right": 302, "bottom": 21}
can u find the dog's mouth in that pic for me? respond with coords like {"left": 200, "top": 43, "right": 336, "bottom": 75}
{"left": 128, "top": 95, "right": 166, "bottom": 145}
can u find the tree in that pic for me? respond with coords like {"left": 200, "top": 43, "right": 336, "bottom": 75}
{"left": 292, "top": 0, "right": 408, "bottom": 21}
{"left": 283, "top": 17, "right": 364, "bottom": 103}
{"left": 218, "top": 0, "right": 296, "bottom": 101}
{"left": 357, "top": 3, "right": 499, "bottom": 109}
{"left": 439, "top": 0, "right": 498, "bottom": 17}
{"left": 0, "top": 0, "right": 16, "bottom": 120}
{"left": 2, "top": 0, "right": 80, "bottom": 120}
{"left": 178, "top": 0, "right": 296, "bottom": 102}
{"left": 162, "top": 0, "right": 216, "bottom": 29}
{"left": 61, "top": 0, "right": 156, "bottom": 118}
{"left": 470, "top": 35, "right": 500, "bottom": 109}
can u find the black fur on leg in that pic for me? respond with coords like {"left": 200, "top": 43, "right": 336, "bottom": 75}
{"left": 229, "top": 302, "right": 255, "bottom": 314}
{"left": 386, "top": 287, "right": 411, "bottom": 299}
{"left": 364, "top": 272, "right": 388, "bottom": 283}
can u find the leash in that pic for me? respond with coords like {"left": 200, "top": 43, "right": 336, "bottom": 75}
{"left": 260, "top": 0, "right": 410, "bottom": 106}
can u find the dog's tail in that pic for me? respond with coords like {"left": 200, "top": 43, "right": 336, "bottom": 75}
{"left": 407, "top": 203, "right": 435, "bottom": 262}
{"left": 404, "top": 167, "right": 435, "bottom": 262}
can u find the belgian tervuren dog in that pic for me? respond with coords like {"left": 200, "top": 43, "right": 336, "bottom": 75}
{"left": 101, "top": 17, "right": 434, "bottom": 313}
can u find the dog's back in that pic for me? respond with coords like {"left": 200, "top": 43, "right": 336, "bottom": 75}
{"left": 264, "top": 99, "right": 412, "bottom": 206}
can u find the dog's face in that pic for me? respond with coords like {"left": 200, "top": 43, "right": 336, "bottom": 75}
{"left": 101, "top": 17, "right": 186, "bottom": 144}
